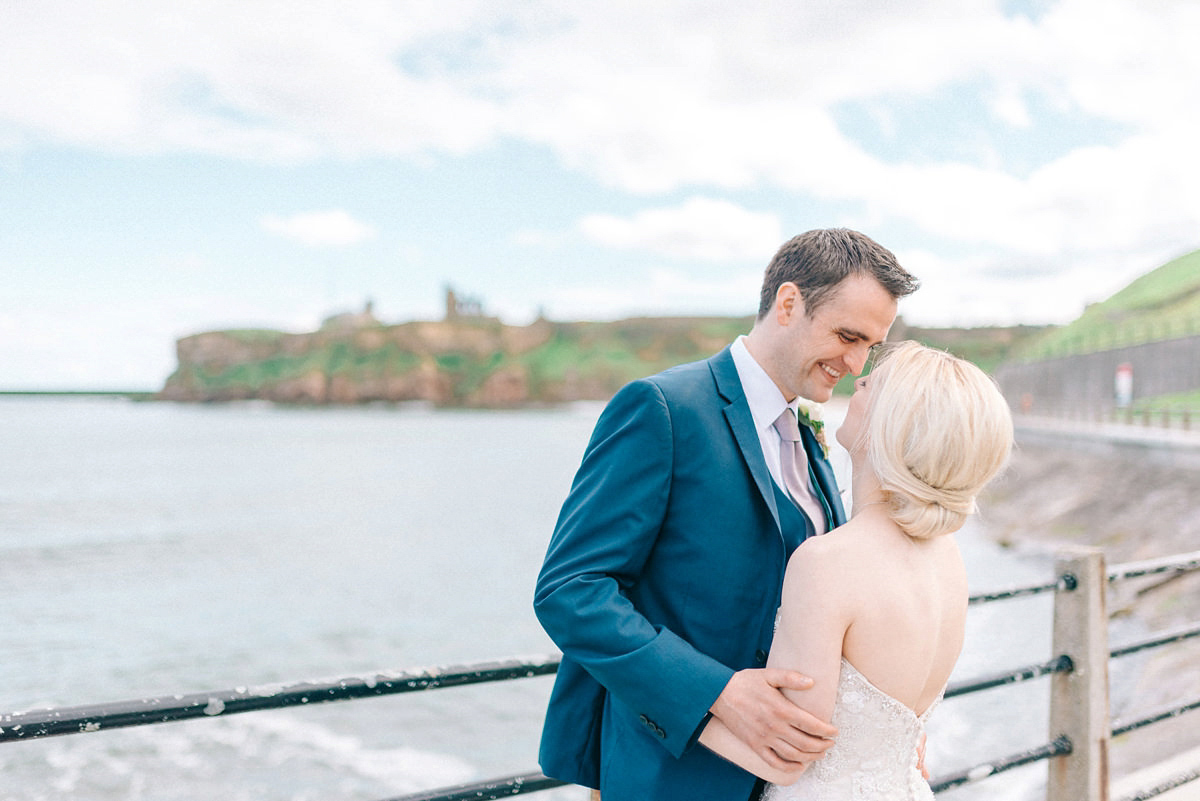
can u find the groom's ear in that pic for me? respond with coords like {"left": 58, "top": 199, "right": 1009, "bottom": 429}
{"left": 775, "top": 282, "right": 805, "bottom": 325}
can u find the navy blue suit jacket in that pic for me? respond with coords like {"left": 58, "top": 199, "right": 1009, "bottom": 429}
{"left": 533, "top": 347, "right": 846, "bottom": 801}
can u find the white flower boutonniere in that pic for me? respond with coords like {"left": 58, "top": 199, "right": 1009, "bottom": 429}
{"left": 795, "top": 401, "right": 828, "bottom": 459}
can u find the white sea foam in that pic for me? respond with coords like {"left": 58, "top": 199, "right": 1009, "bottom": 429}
{"left": 4, "top": 711, "right": 477, "bottom": 801}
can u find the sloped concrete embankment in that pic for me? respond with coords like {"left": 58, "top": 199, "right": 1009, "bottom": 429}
{"left": 978, "top": 420, "right": 1200, "bottom": 785}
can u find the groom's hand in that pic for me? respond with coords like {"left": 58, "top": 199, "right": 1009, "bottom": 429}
{"left": 709, "top": 668, "right": 837, "bottom": 770}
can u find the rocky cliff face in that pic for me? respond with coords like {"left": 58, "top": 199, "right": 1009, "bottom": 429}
{"left": 159, "top": 315, "right": 1041, "bottom": 407}
{"left": 159, "top": 318, "right": 561, "bottom": 405}
{"left": 158, "top": 315, "right": 748, "bottom": 406}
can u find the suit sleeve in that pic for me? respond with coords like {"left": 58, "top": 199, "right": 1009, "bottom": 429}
{"left": 533, "top": 378, "right": 734, "bottom": 758}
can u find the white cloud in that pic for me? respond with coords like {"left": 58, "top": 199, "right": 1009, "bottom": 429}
{"left": 893, "top": 242, "right": 1185, "bottom": 329}
{"left": 1042, "top": 0, "right": 1200, "bottom": 131}
{"left": 578, "top": 198, "right": 782, "bottom": 262}
{"left": 0, "top": 0, "right": 501, "bottom": 160}
{"left": 4, "top": 1, "right": 1196, "bottom": 201}
{"left": 988, "top": 84, "right": 1033, "bottom": 129}
{"left": 483, "top": 0, "right": 1200, "bottom": 266}
{"left": 261, "top": 210, "right": 377, "bottom": 247}
{"left": 857, "top": 126, "right": 1199, "bottom": 265}
{"left": 2, "top": 0, "right": 1198, "bottom": 349}
{"left": 541, "top": 266, "right": 762, "bottom": 322}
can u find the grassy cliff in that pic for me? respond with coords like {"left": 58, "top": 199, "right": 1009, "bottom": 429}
{"left": 160, "top": 316, "right": 756, "bottom": 406}
{"left": 159, "top": 311, "right": 1045, "bottom": 406}
{"left": 1011, "top": 248, "right": 1200, "bottom": 362}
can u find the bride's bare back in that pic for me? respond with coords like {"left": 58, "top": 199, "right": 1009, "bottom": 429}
{"left": 697, "top": 510, "right": 968, "bottom": 791}
{"left": 769, "top": 507, "right": 968, "bottom": 724}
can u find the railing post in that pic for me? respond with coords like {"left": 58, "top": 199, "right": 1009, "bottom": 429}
{"left": 1047, "top": 547, "right": 1110, "bottom": 801}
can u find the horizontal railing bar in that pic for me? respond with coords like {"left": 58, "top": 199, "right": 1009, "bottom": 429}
{"left": 0, "top": 656, "right": 560, "bottom": 743}
{"left": 965, "top": 552, "right": 1200, "bottom": 606}
{"left": 381, "top": 771, "right": 565, "bottom": 801}
{"left": 968, "top": 573, "right": 1074, "bottom": 605}
{"left": 378, "top": 691, "right": 1200, "bottom": 801}
{"left": 1114, "top": 766, "right": 1200, "bottom": 801}
{"left": 0, "top": 650, "right": 1093, "bottom": 744}
{"left": 1108, "top": 550, "right": 1200, "bottom": 582}
{"left": 1111, "top": 695, "right": 1200, "bottom": 738}
{"left": 944, "top": 654, "right": 1073, "bottom": 699}
{"left": 929, "top": 735, "right": 1073, "bottom": 793}
{"left": 380, "top": 736, "right": 1085, "bottom": 801}
{"left": 969, "top": 580, "right": 1060, "bottom": 604}
{"left": 1110, "top": 621, "right": 1200, "bottom": 659}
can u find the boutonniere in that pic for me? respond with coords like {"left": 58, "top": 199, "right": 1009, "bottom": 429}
{"left": 795, "top": 401, "right": 828, "bottom": 458}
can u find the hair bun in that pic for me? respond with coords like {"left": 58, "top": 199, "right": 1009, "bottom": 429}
{"left": 863, "top": 342, "right": 1013, "bottom": 540}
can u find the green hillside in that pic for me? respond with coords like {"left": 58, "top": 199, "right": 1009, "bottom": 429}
{"left": 898, "top": 323, "right": 1048, "bottom": 376}
{"left": 1013, "top": 249, "right": 1200, "bottom": 361}
{"left": 161, "top": 311, "right": 1046, "bottom": 406}
{"left": 160, "top": 316, "right": 757, "bottom": 405}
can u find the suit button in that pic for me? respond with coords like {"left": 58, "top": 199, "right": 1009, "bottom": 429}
{"left": 639, "top": 715, "right": 665, "bottom": 738}
{"left": 755, "top": 649, "right": 768, "bottom": 665}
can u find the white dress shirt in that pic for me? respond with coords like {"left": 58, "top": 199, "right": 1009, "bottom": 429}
{"left": 730, "top": 336, "right": 826, "bottom": 534}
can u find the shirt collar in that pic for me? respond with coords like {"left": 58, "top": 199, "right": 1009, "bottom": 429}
{"left": 730, "top": 336, "right": 793, "bottom": 436}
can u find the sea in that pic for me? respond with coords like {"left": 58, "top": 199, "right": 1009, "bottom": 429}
{"left": 0, "top": 396, "right": 1146, "bottom": 801}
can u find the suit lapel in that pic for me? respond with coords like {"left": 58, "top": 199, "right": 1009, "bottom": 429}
{"left": 710, "top": 348, "right": 783, "bottom": 534}
{"left": 799, "top": 425, "right": 847, "bottom": 528}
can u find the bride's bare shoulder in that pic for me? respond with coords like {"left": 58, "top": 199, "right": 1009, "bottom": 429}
{"left": 795, "top": 516, "right": 878, "bottom": 555}
{"left": 784, "top": 516, "right": 898, "bottom": 586}
{"left": 784, "top": 522, "right": 866, "bottom": 580}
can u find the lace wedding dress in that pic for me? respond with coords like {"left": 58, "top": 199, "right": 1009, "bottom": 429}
{"left": 762, "top": 658, "right": 941, "bottom": 801}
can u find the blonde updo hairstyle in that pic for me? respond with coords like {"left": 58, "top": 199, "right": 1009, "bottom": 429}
{"left": 862, "top": 341, "right": 1013, "bottom": 540}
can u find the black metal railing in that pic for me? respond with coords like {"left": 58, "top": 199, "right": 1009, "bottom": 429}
{"left": 942, "top": 654, "right": 1073, "bottom": 699}
{"left": 0, "top": 659, "right": 560, "bottom": 743}
{"left": 2, "top": 551, "right": 1198, "bottom": 801}
{"left": 930, "top": 736, "right": 1074, "bottom": 794}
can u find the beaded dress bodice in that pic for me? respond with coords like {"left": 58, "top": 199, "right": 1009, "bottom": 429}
{"left": 762, "top": 659, "right": 941, "bottom": 801}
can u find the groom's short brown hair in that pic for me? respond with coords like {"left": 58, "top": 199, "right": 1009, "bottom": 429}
{"left": 757, "top": 228, "right": 918, "bottom": 320}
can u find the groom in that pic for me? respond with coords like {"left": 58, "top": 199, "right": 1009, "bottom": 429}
{"left": 533, "top": 229, "right": 918, "bottom": 801}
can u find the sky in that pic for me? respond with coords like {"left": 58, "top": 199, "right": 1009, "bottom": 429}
{"left": 3, "top": 0, "right": 1199, "bottom": 390}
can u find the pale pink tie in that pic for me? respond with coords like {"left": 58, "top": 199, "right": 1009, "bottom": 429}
{"left": 773, "top": 408, "right": 827, "bottom": 536}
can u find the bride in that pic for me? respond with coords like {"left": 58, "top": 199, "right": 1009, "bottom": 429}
{"left": 700, "top": 341, "right": 1013, "bottom": 800}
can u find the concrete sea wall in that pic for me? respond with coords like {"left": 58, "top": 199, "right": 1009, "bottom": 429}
{"left": 994, "top": 335, "right": 1200, "bottom": 413}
